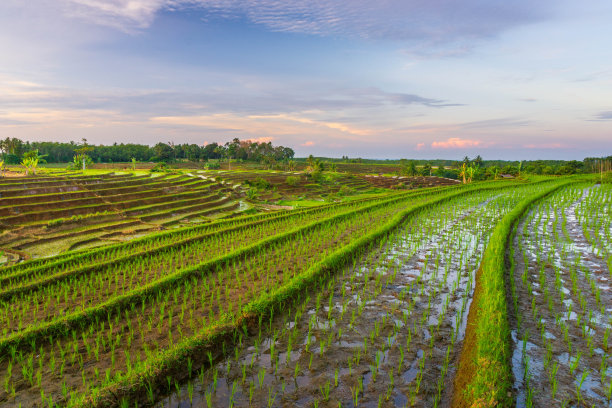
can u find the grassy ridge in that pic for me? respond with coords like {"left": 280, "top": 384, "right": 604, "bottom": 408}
{"left": 455, "top": 179, "right": 577, "bottom": 407}
{"left": 0, "top": 185, "right": 461, "bottom": 353}
{"left": 74, "top": 183, "right": 518, "bottom": 407}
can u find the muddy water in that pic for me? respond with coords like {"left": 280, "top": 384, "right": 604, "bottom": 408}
{"left": 510, "top": 185, "right": 612, "bottom": 407}
{"left": 155, "top": 189, "right": 527, "bottom": 408}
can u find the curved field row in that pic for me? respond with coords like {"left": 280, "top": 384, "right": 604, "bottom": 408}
{"left": 0, "top": 189, "right": 440, "bottom": 337}
{"left": 0, "top": 173, "right": 241, "bottom": 260}
{"left": 153, "top": 182, "right": 542, "bottom": 408}
{"left": 0, "top": 175, "right": 593, "bottom": 408}
{"left": 0, "top": 181, "right": 511, "bottom": 407}
{"left": 507, "top": 183, "right": 611, "bottom": 407}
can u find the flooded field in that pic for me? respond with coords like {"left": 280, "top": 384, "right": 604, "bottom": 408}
{"left": 509, "top": 184, "right": 612, "bottom": 407}
{"left": 156, "top": 186, "right": 539, "bottom": 407}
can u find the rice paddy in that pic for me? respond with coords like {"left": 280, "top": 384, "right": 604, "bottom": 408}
{"left": 0, "top": 171, "right": 606, "bottom": 407}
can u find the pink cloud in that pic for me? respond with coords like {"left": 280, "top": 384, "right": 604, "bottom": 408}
{"left": 245, "top": 137, "right": 274, "bottom": 144}
{"left": 431, "top": 137, "right": 481, "bottom": 149}
{"left": 301, "top": 141, "right": 315, "bottom": 146}
{"left": 416, "top": 142, "right": 425, "bottom": 150}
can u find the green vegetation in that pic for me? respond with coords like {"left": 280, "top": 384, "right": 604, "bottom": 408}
{"left": 0, "top": 166, "right": 607, "bottom": 407}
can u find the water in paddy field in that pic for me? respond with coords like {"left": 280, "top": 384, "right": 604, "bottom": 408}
{"left": 510, "top": 185, "right": 612, "bottom": 408}
{"left": 153, "top": 190, "right": 528, "bottom": 407}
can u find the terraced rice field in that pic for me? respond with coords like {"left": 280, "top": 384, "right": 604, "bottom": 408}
{"left": 0, "top": 174, "right": 607, "bottom": 408}
{"left": 196, "top": 170, "right": 377, "bottom": 202}
{"left": 0, "top": 173, "right": 239, "bottom": 260}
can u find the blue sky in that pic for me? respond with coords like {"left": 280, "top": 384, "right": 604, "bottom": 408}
{"left": 0, "top": 0, "right": 611, "bottom": 160}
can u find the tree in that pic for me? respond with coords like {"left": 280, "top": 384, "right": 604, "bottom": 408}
{"left": 307, "top": 155, "right": 315, "bottom": 171}
{"left": 473, "top": 155, "right": 483, "bottom": 168}
{"left": 466, "top": 164, "right": 479, "bottom": 183}
{"left": 401, "top": 161, "right": 417, "bottom": 176}
{"left": 74, "top": 138, "right": 94, "bottom": 171}
{"left": 459, "top": 163, "right": 468, "bottom": 184}
{"left": 486, "top": 165, "right": 500, "bottom": 180}
{"left": 421, "top": 163, "right": 432, "bottom": 176}
{"left": 435, "top": 164, "right": 446, "bottom": 177}
{"left": 153, "top": 142, "right": 173, "bottom": 162}
{"left": 21, "top": 150, "right": 46, "bottom": 175}
{"left": 184, "top": 144, "right": 201, "bottom": 162}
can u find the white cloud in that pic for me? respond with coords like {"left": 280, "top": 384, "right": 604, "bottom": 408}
{"left": 34, "top": 0, "right": 554, "bottom": 42}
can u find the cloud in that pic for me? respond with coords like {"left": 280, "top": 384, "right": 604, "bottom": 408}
{"left": 431, "top": 137, "right": 482, "bottom": 149}
{"left": 245, "top": 136, "right": 274, "bottom": 144}
{"left": 0, "top": 74, "right": 457, "bottom": 120}
{"left": 301, "top": 141, "right": 315, "bottom": 147}
{"left": 47, "top": 0, "right": 553, "bottom": 44}
{"left": 591, "top": 111, "right": 612, "bottom": 121}
{"left": 64, "top": 0, "right": 171, "bottom": 31}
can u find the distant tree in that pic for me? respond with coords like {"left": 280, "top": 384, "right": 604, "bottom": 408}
{"left": 401, "top": 161, "right": 417, "bottom": 176}
{"left": 421, "top": 163, "right": 432, "bottom": 176}
{"left": 184, "top": 144, "right": 201, "bottom": 162}
{"left": 486, "top": 165, "right": 500, "bottom": 180}
{"left": 473, "top": 155, "right": 483, "bottom": 168}
{"left": 74, "top": 138, "right": 94, "bottom": 171}
{"left": 153, "top": 142, "right": 173, "bottom": 162}
{"left": 21, "top": 150, "right": 46, "bottom": 175}
{"left": 459, "top": 163, "right": 468, "bottom": 184}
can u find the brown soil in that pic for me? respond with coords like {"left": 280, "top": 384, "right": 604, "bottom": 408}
{"left": 452, "top": 266, "right": 482, "bottom": 408}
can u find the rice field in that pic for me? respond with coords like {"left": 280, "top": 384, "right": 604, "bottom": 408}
{"left": 0, "top": 173, "right": 607, "bottom": 407}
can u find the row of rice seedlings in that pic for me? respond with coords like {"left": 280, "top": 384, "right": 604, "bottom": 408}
{"left": 459, "top": 178, "right": 577, "bottom": 406}
{"left": 0, "top": 192, "right": 429, "bottom": 406}
{"left": 4, "top": 179, "right": 517, "bottom": 280}
{"left": 575, "top": 184, "right": 612, "bottom": 261}
{"left": 0, "top": 192, "right": 439, "bottom": 334}
{"left": 0, "top": 188, "right": 421, "bottom": 283}
{"left": 154, "top": 185, "right": 537, "bottom": 407}
{"left": 512, "top": 184, "right": 612, "bottom": 406}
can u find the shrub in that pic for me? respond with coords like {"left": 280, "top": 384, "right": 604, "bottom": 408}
{"left": 338, "top": 185, "right": 355, "bottom": 196}
{"left": 150, "top": 162, "right": 169, "bottom": 172}
{"left": 247, "top": 177, "right": 271, "bottom": 190}
{"left": 206, "top": 161, "right": 220, "bottom": 170}
{"left": 285, "top": 176, "right": 301, "bottom": 186}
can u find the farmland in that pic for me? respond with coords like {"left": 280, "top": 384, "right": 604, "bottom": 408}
{"left": 0, "top": 170, "right": 608, "bottom": 408}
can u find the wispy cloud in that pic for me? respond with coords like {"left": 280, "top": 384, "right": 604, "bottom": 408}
{"left": 54, "top": 0, "right": 554, "bottom": 44}
{"left": 591, "top": 111, "right": 612, "bottom": 121}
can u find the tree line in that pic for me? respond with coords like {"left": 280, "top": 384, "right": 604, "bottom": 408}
{"left": 0, "top": 137, "right": 294, "bottom": 164}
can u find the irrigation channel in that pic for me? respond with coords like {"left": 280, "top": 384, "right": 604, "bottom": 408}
{"left": 155, "top": 183, "right": 549, "bottom": 407}
{"left": 509, "top": 183, "right": 612, "bottom": 407}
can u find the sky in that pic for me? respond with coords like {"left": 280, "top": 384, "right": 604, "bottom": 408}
{"left": 0, "top": 1, "right": 611, "bottom": 160}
